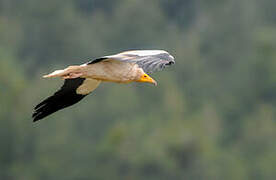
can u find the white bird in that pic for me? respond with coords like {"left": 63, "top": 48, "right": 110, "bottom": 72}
{"left": 32, "top": 50, "right": 175, "bottom": 122}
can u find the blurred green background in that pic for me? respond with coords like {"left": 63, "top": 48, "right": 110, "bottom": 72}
{"left": 1, "top": 0, "right": 276, "bottom": 179}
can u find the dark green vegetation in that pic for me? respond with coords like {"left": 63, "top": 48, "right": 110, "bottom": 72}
{"left": 1, "top": 0, "right": 276, "bottom": 179}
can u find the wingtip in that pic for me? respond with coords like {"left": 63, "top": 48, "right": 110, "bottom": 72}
{"left": 32, "top": 115, "right": 39, "bottom": 122}
{"left": 33, "top": 119, "right": 40, "bottom": 122}
{"left": 32, "top": 113, "right": 39, "bottom": 122}
{"left": 32, "top": 112, "right": 44, "bottom": 122}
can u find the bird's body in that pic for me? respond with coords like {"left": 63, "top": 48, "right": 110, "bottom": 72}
{"left": 33, "top": 50, "right": 175, "bottom": 122}
{"left": 70, "top": 61, "right": 142, "bottom": 83}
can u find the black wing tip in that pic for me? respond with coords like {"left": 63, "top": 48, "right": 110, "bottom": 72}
{"left": 32, "top": 113, "right": 45, "bottom": 122}
{"left": 32, "top": 109, "right": 44, "bottom": 122}
{"left": 32, "top": 93, "right": 86, "bottom": 122}
{"left": 32, "top": 107, "right": 47, "bottom": 122}
{"left": 32, "top": 98, "right": 51, "bottom": 122}
{"left": 32, "top": 116, "right": 41, "bottom": 122}
{"left": 32, "top": 78, "right": 87, "bottom": 122}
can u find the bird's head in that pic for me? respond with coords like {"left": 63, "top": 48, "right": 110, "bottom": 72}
{"left": 136, "top": 69, "right": 157, "bottom": 86}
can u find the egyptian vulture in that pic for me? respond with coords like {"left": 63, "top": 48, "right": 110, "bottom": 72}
{"left": 32, "top": 50, "right": 175, "bottom": 122}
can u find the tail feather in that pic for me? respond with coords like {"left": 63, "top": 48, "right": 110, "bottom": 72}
{"left": 43, "top": 70, "right": 65, "bottom": 78}
{"left": 43, "top": 66, "right": 83, "bottom": 79}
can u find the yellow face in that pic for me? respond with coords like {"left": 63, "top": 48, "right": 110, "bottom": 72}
{"left": 137, "top": 73, "right": 157, "bottom": 86}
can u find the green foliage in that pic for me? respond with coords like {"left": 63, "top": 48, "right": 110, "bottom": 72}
{"left": 1, "top": 0, "right": 276, "bottom": 179}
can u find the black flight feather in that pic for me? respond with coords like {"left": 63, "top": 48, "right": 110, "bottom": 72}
{"left": 32, "top": 78, "right": 87, "bottom": 122}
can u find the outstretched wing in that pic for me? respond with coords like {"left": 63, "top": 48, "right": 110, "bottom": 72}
{"left": 87, "top": 50, "right": 175, "bottom": 73}
{"left": 32, "top": 78, "right": 100, "bottom": 122}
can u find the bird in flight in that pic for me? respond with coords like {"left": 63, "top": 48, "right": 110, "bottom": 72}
{"left": 32, "top": 50, "right": 175, "bottom": 122}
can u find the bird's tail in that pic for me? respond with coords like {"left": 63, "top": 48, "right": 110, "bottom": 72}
{"left": 43, "top": 66, "right": 83, "bottom": 79}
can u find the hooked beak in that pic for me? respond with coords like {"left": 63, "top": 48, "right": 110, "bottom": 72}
{"left": 138, "top": 73, "right": 157, "bottom": 86}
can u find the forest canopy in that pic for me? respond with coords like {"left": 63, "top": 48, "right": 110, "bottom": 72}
{"left": 1, "top": 0, "right": 276, "bottom": 179}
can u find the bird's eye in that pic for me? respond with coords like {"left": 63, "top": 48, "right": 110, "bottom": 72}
{"left": 144, "top": 75, "right": 147, "bottom": 78}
